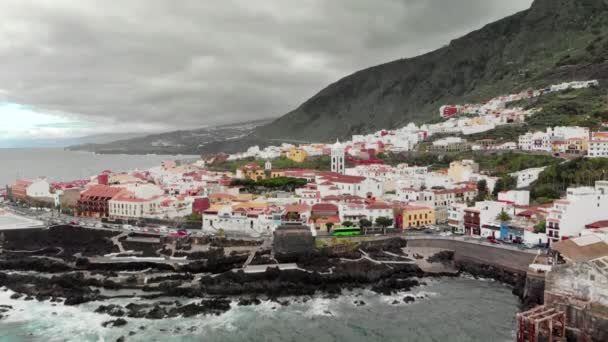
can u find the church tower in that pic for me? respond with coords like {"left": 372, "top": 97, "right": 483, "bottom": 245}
{"left": 331, "top": 139, "right": 345, "bottom": 174}
{"left": 264, "top": 160, "right": 272, "bottom": 171}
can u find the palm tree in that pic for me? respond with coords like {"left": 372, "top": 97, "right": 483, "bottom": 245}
{"left": 496, "top": 210, "right": 512, "bottom": 223}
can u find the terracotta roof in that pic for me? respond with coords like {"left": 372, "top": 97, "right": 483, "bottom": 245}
{"left": 80, "top": 185, "right": 124, "bottom": 199}
{"left": 586, "top": 220, "right": 608, "bottom": 229}
{"left": 284, "top": 204, "right": 311, "bottom": 213}
{"left": 553, "top": 239, "right": 608, "bottom": 262}
{"left": 366, "top": 202, "right": 392, "bottom": 210}
{"left": 311, "top": 203, "right": 339, "bottom": 212}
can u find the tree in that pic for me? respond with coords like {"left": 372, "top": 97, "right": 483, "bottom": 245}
{"left": 342, "top": 221, "right": 354, "bottom": 228}
{"left": 375, "top": 217, "right": 393, "bottom": 228}
{"left": 534, "top": 220, "right": 546, "bottom": 234}
{"left": 326, "top": 223, "right": 334, "bottom": 231}
{"left": 492, "top": 175, "right": 517, "bottom": 197}
{"left": 186, "top": 212, "right": 202, "bottom": 222}
{"left": 359, "top": 219, "right": 372, "bottom": 229}
{"left": 496, "top": 210, "right": 512, "bottom": 223}
{"left": 216, "top": 228, "right": 225, "bottom": 239}
{"left": 475, "top": 179, "right": 488, "bottom": 201}
{"left": 285, "top": 211, "right": 300, "bottom": 221}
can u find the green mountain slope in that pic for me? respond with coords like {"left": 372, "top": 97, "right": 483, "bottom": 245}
{"left": 253, "top": 0, "right": 608, "bottom": 142}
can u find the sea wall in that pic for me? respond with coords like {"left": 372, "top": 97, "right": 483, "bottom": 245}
{"left": 406, "top": 238, "right": 544, "bottom": 305}
{"left": 405, "top": 239, "right": 536, "bottom": 272}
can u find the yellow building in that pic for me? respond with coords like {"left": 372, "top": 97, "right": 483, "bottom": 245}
{"left": 270, "top": 170, "right": 286, "bottom": 178}
{"left": 237, "top": 163, "right": 267, "bottom": 181}
{"left": 286, "top": 148, "right": 308, "bottom": 163}
{"left": 399, "top": 205, "right": 435, "bottom": 229}
{"left": 565, "top": 137, "right": 588, "bottom": 155}
{"left": 447, "top": 160, "right": 479, "bottom": 183}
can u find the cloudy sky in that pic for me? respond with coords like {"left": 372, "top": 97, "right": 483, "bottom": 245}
{"left": 0, "top": 0, "right": 533, "bottom": 143}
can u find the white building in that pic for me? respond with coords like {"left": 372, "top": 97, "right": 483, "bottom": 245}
{"left": 547, "top": 181, "right": 608, "bottom": 244}
{"left": 588, "top": 132, "right": 608, "bottom": 158}
{"left": 25, "top": 178, "right": 52, "bottom": 199}
{"left": 331, "top": 139, "right": 345, "bottom": 175}
{"left": 510, "top": 167, "right": 547, "bottom": 189}
{"left": 448, "top": 203, "right": 467, "bottom": 233}
{"left": 519, "top": 131, "right": 551, "bottom": 152}
{"left": 497, "top": 190, "right": 530, "bottom": 206}
{"left": 109, "top": 193, "right": 164, "bottom": 219}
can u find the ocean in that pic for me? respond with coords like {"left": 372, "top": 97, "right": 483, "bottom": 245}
{"left": 0, "top": 148, "right": 196, "bottom": 187}
{"left": 0, "top": 277, "right": 520, "bottom": 342}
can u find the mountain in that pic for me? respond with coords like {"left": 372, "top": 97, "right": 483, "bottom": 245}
{"left": 67, "top": 118, "right": 275, "bottom": 155}
{"left": 0, "top": 132, "right": 146, "bottom": 149}
{"left": 253, "top": 0, "right": 608, "bottom": 142}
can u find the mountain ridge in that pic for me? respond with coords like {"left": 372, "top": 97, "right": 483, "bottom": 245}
{"left": 252, "top": 0, "right": 608, "bottom": 141}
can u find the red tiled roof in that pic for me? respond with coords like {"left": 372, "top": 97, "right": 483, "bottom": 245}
{"left": 80, "top": 185, "right": 124, "bottom": 199}
{"left": 284, "top": 204, "right": 311, "bottom": 213}
{"left": 585, "top": 220, "right": 608, "bottom": 229}
{"left": 311, "top": 203, "right": 339, "bottom": 212}
{"left": 366, "top": 202, "right": 392, "bottom": 210}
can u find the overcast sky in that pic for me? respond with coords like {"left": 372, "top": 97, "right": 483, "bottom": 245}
{"left": 0, "top": 0, "right": 533, "bottom": 141}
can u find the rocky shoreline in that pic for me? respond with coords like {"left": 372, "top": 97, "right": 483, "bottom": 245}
{"left": 0, "top": 226, "right": 535, "bottom": 329}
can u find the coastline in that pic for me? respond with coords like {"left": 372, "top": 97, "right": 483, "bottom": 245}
{"left": 0, "top": 226, "right": 538, "bottom": 325}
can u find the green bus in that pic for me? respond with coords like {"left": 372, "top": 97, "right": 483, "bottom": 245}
{"left": 331, "top": 227, "right": 361, "bottom": 237}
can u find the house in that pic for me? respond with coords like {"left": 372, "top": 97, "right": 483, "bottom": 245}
{"left": 76, "top": 185, "right": 126, "bottom": 218}
{"left": 10, "top": 178, "right": 52, "bottom": 203}
{"left": 236, "top": 163, "right": 266, "bottom": 181}
{"left": 286, "top": 148, "right": 308, "bottom": 163}
{"left": 510, "top": 167, "right": 546, "bottom": 189}
{"left": 546, "top": 181, "right": 608, "bottom": 244}
{"left": 431, "top": 137, "right": 468, "bottom": 152}
{"left": 448, "top": 160, "right": 479, "bottom": 183}
{"left": 395, "top": 204, "right": 435, "bottom": 229}
{"left": 108, "top": 192, "right": 164, "bottom": 219}
{"left": 448, "top": 203, "right": 467, "bottom": 233}
{"left": 309, "top": 203, "right": 340, "bottom": 232}
{"left": 587, "top": 132, "right": 608, "bottom": 158}
{"left": 498, "top": 190, "right": 530, "bottom": 206}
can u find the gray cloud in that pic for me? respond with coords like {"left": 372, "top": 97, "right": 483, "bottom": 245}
{"left": 0, "top": 0, "right": 533, "bottom": 132}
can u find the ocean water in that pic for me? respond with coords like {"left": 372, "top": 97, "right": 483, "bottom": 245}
{"left": 0, "top": 277, "right": 520, "bottom": 342}
{"left": 0, "top": 148, "right": 196, "bottom": 187}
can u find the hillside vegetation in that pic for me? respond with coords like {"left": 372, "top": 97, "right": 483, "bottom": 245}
{"left": 530, "top": 157, "right": 608, "bottom": 203}
{"left": 254, "top": 0, "right": 608, "bottom": 142}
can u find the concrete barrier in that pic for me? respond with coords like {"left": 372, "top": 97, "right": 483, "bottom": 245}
{"left": 406, "top": 238, "right": 537, "bottom": 272}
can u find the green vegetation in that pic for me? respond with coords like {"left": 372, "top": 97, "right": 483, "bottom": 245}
{"left": 185, "top": 213, "right": 202, "bottom": 222}
{"left": 230, "top": 177, "right": 308, "bottom": 192}
{"left": 475, "top": 180, "right": 489, "bottom": 202}
{"left": 534, "top": 220, "right": 546, "bottom": 234}
{"left": 492, "top": 175, "right": 518, "bottom": 197}
{"left": 476, "top": 152, "right": 560, "bottom": 177}
{"left": 251, "top": 1, "right": 608, "bottom": 143}
{"left": 342, "top": 221, "right": 354, "bottom": 228}
{"left": 524, "top": 86, "right": 608, "bottom": 131}
{"left": 530, "top": 157, "right": 608, "bottom": 203}
{"left": 359, "top": 219, "right": 372, "bottom": 229}
{"left": 496, "top": 210, "right": 512, "bottom": 223}
{"left": 375, "top": 217, "right": 393, "bottom": 228}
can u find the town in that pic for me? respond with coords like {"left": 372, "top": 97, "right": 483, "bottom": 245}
{"left": 1, "top": 79, "right": 607, "bottom": 342}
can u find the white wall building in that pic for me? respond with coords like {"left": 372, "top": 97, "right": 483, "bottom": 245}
{"left": 331, "top": 140, "right": 345, "bottom": 175}
{"left": 497, "top": 190, "right": 530, "bottom": 206}
{"left": 510, "top": 167, "right": 547, "bottom": 189}
{"left": 547, "top": 181, "right": 608, "bottom": 244}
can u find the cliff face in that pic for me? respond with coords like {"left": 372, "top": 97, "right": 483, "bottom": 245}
{"left": 253, "top": 0, "right": 608, "bottom": 142}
